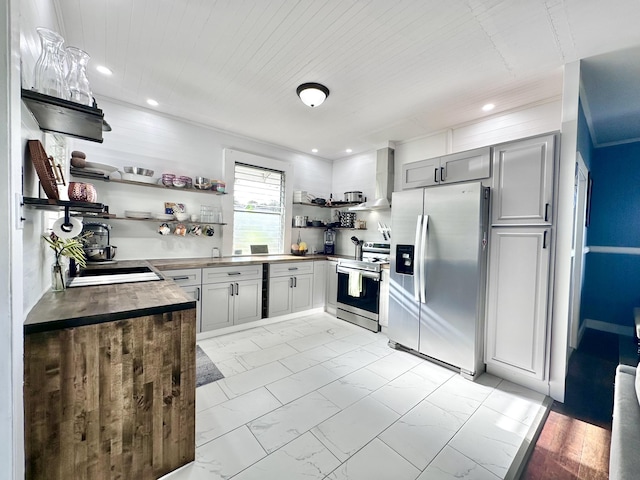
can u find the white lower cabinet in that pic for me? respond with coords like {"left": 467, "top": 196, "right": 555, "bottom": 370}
{"left": 312, "top": 261, "right": 327, "bottom": 308}
{"left": 163, "top": 268, "right": 202, "bottom": 332}
{"left": 201, "top": 265, "right": 262, "bottom": 331}
{"left": 485, "top": 227, "right": 551, "bottom": 380}
{"left": 326, "top": 260, "right": 338, "bottom": 313}
{"left": 268, "top": 261, "right": 313, "bottom": 317}
{"left": 379, "top": 268, "right": 390, "bottom": 328}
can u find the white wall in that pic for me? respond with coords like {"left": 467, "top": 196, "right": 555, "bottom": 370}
{"left": 5, "top": 0, "right": 28, "bottom": 477}
{"left": 70, "top": 97, "right": 333, "bottom": 259}
{"left": 331, "top": 151, "right": 391, "bottom": 253}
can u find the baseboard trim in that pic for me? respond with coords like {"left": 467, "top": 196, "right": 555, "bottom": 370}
{"left": 577, "top": 321, "right": 588, "bottom": 346}
{"left": 196, "top": 308, "right": 326, "bottom": 340}
{"left": 584, "top": 318, "right": 634, "bottom": 337}
{"left": 588, "top": 246, "right": 640, "bottom": 255}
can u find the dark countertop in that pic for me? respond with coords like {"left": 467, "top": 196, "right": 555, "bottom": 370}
{"left": 25, "top": 254, "right": 356, "bottom": 335}
{"left": 150, "top": 253, "right": 351, "bottom": 270}
{"left": 25, "top": 260, "right": 195, "bottom": 334}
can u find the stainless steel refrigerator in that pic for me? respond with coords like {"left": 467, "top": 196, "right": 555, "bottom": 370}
{"left": 389, "top": 181, "right": 490, "bottom": 379}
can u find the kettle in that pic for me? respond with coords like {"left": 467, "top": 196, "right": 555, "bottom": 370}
{"left": 351, "top": 235, "right": 363, "bottom": 261}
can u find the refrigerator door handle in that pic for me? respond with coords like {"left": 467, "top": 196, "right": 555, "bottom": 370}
{"left": 420, "top": 215, "right": 429, "bottom": 304}
{"left": 414, "top": 215, "right": 423, "bottom": 302}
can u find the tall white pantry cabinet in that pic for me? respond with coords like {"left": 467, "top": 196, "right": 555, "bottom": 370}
{"left": 485, "top": 133, "right": 556, "bottom": 391}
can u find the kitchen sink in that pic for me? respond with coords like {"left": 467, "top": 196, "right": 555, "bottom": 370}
{"left": 76, "top": 265, "right": 155, "bottom": 277}
{"left": 67, "top": 265, "right": 164, "bottom": 288}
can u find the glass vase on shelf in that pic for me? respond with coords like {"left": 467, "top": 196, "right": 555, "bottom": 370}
{"left": 33, "top": 27, "right": 69, "bottom": 99}
{"left": 66, "top": 46, "right": 93, "bottom": 106}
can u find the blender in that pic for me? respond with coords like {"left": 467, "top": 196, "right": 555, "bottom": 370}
{"left": 324, "top": 228, "right": 336, "bottom": 254}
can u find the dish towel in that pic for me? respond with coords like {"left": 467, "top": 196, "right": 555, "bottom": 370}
{"left": 348, "top": 271, "right": 362, "bottom": 297}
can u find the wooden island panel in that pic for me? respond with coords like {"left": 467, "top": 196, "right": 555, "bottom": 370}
{"left": 24, "top": 308, "right": 196, "bottom": 480}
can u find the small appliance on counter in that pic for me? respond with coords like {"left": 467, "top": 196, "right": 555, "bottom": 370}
{"left": 82, "top": 222, "right": 117, "bottom": 262}
{"left": 323, "top": 228, "right": 335, "bottom": 254}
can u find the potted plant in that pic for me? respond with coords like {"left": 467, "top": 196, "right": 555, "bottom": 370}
{"left": 43, "top": 232, "right": 89, "bottom": 291}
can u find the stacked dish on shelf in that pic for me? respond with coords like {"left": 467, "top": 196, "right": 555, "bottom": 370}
{"left": 124, "top": 210, "right": 152, "bottom": 219}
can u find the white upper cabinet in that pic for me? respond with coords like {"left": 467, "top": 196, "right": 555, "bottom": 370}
{"left": 491, "top": 134, "right": 556, "bottom": 226}
{"left": 401, "top": 147, "right": 491, "bottom": 190}
{"left": 402, "top": 156, "right": 440, "bottom": 189}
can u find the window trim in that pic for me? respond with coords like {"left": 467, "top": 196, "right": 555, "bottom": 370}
{"left": 222, "top": 148, "right": 293, "bottom": 256}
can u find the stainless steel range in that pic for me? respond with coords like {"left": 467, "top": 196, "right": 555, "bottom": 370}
{"left": 336, "top": 242, "right": 390, "bottom": 332}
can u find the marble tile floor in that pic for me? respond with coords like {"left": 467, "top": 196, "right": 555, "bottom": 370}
{"left": 165, "top": 312, "right": 550, "bottom": 480}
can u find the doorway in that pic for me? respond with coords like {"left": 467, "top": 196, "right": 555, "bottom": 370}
{"left": 568, "top": 151, "right": 589, "bottom": 351}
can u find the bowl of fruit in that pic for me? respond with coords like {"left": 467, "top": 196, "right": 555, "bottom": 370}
{"left": 291, "top": 239, "right": 308, "bottom": 256}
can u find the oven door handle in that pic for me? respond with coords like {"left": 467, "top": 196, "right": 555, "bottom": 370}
{"left": 337, "top": 266, "right": 380, "bottom": 280}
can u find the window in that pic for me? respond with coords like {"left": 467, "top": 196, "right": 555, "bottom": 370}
{"left": 233, "top": 163, "right": 285, "bottom": 255}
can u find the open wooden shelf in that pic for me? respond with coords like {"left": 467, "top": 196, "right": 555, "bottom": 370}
{"left": 21, "top": 89, "right": 107, "bottom": 143}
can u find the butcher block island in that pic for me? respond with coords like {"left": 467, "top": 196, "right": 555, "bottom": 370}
{"left": 24, "top": 262, "right": 197, "bottom": 480}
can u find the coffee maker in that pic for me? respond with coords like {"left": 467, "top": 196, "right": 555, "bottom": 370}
{"left": 82, "top": 222, "right": 117, "bottom": 262}
{"left": 324, "top": 228, "right": 335, "bottom": 254}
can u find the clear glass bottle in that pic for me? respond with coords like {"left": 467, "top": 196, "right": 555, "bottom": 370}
{"left": 66, "top": 46, "right": 93, "bottom": 106}
{"left": 33, "top": 27, "right": 69, "bottom": 99}
{"left": 51, "top": 262, "right": 65, "bottom": 291}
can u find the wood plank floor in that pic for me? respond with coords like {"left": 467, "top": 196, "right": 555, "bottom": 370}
{"left": 521, "top": 329, "right": 632, "bottom": 479}
{"left": 522, "top": 409, "right": 611, "bottom": 479}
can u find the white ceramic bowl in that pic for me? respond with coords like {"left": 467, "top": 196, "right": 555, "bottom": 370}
{"left": 174, "top": 212, "right": 189, "bottom": 221}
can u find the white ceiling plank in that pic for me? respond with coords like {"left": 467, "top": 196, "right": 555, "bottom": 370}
{"left": 39, "top": 0, "right": 640, "bottom": 159}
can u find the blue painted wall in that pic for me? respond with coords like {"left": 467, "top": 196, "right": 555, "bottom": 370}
{"left": 577, "top": 100, "right": 593, "bottom": 169}
{"left": 580, "top": 140, "right": 640, "bottom": 329}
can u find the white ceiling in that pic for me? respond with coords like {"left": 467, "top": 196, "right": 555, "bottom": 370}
{"left": 580, "top": 44, "right": 640, "bottom": 147}
{"left": 54, "top": 0, "right": 640, "bottom": 159}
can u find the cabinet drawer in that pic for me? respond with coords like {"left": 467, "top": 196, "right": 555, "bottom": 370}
{"left": 163, "top": 268, "right": 202, "bottom": 286}
{"left": 203, "top": 264, "right": 263, "bottom": 283}
{"left": 269, "top": 261, "right": 314, "bottom": 278}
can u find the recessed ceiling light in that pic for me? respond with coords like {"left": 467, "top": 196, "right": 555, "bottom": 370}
{"left": 147, "top": 99, "right": 159, "bottom": 107}
{"left": 482, "top": 103, "right": 495, "bottom": 112}
{"left": 96, "top": 65, "right": 113, "bottom": 76}
{"left": 346, "top": 148, "right": 352, "bottom": 153}
{"left": 311, "top": 148, "right": 318, "bottom": 153}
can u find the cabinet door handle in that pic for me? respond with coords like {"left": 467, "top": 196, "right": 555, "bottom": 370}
{"left": 229, "top": 283, "right": 235, "bottom": 296}
{"left": 544, "top": 203, "right": 550, "bottom": 222}
{"left": 289, "top": 277, "right": 293, "bottom": 288}
{"left": 434, "top": 168, "right": 439, "bottom": 183}
{"left": 543, "top": 230, "right": 549, "bottom": 249}
{"left": 294, "top": 276, "right": 297, "bottom": 287}
{"left": 227, "top": 272, "right": 242, "bottom": 276}
{"left": 440, "top": 166, "right": 445, "bottom": 182}
{"left": 172, "top": 276, "right": 190, "bottom": 281}
{"left": 235, "top": 283, "right": 239, "bottom": 295}
{"left": 195, "top": 287, "right": 200, "bottom": 301}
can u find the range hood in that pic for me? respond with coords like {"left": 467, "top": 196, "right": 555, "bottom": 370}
{"left": 349, "top": 147, "right": 394, "bottom": 211}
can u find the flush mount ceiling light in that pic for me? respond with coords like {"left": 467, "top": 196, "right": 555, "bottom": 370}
{"left": 146, "top": 98, "right": 159, "bottom": 107}
{"left": 296, "top": 82, "right": 330, "bottom": 107}
{"left": 482, "top": 103, "right": 495, "bottom": 112}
